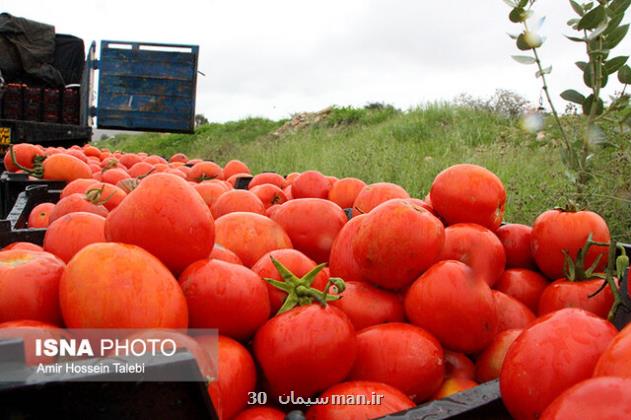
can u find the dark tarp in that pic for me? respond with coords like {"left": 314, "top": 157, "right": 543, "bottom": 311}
{"left": 53, "top": 34, "right": 85, "bottom": 85}
{"left": 0, "top": 13, "right": 64, "bottom": 87}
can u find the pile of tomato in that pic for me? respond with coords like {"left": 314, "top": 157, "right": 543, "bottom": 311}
{"left": 1, "top": 142, "right": 631, "bottom": 420}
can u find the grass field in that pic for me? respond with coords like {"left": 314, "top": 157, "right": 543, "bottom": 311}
{"left": 97, "top": 104, "right": 631, "bottom": 239}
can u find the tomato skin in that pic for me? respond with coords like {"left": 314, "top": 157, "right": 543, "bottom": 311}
{"left": 179, "top": 259, "right": 270, "bottom": 340}
{"left": 28, "top": 202, "right": 55, "bottom": 228}
{"left": 270, "top": 198, "right": 347, "bottom": 263}
{"left": 405, "top": 260, "right": 497, "bottom": 353}
{"left": 169, "top": 153, "right": 189, "bottom": 164}
{"left": 223, "top": 160, "right": 251, "bottom": 180}
{"left": 211, "top": 189, "right": 266, "bottom": 219}
{"left": 538, "top": 278, "right": 613, "bottom": 319}
{"left": 494, "top": 269, "right": 549, "bottom": 313}
{"left": 101, "top": 168, "right": 131, "bottom": 185}
{"left": 43, "top": 212, "right": 107, "bottom": 263}
{"left": 42, "top": 153, "right": 93, "bottom": 181}
{"left": 233, "top": 407, "right": 285, "bottom": 420}
{"left": 306, "top": 381, "right": 414, "bottom": 420}
{"left": 4, "top": 143, "right": 45, "bottom": 172}
{"left": 531, "top": 209, "right": 610, "bottom": 280}
{"left": 493, "top": 290, "right": 535, "bottom": 332}
{"left": 249, "top": 184, "right": 288, "bottom": 209}
{"left": 327, "top": 177, "right": 367, "bottom": 209}
{"left": 328, "top": 214, "right": 368, "bottom": 283}
{"left": 500, "top": 308, "right": 617, "bottom": 420}
{"left": 540, "top": 377, "right": 631, "bottom": 420}
{"left": 105, "top": 173, "right": 215, "bottom": 274}
{"left": 330, "top": 281, "right": 404, "bottom": 330}
{"left": 496, "top": 224, "right": 536, "bottom": 269}
{"left": 593, "top": 322, "right": 631, "bottom": 378}
{"left": 431, "top": 378, "right": 478, "bottom": 400}
{"left": 188, "top": 161, "right": 224, "bottom": 181}
{"left": 119, "top": 153, "right": 143, "bottom": 168}
{"left": 291, "top": 170, "right": 331, "bottom": 199}
{"left": 194, "top": 182, "right": 229, "bottom": 210}
{"left": 351, "top": 182, "right": 410, "bottom": 217}
{"left": 253, "top": 304, "right": 356, "bottom": 398}
{"left": 438, "top": 223, "right": 506, "bottom": 287}
{"left": 249, "top": 173, "right": 287, "bottom": 189}
{"left": 350, "top": 323, "right": 444, "bottom": 403}
{"left": 48, "top": 193, "right": 108, "bottom": 223}
{"left": 210, "top": 244, "right": 243, "bottom": 265}
{"left": 430, "top": 164, "right": 506, "bottom": 231}
{"left": 353, "top": 199, "right": 445, "bottom": 290}
{"left": 128, "top": 161, "right": 155, "bottom": 178}
{"left": 251, "top": 249, "right": 329, "bottom": 314}
{"left": 475, "top": 329, "right": 522, "bottom": 383}
{"left": 60, "top": 242, "right": 188, "bottom": 328}
{"left": 2, "top": 242, "right": 43, "bottom": 251}
{"left": 60, "top": 178, "right": 98, "bottom": 198}
{"left": 0, "top": 250, "right": 65, "bottom": 325}
{"left": 444, "top": 351, "right": 475, "bottom": 380}
{"left": 0, "top": 320, "right": 69, "bottom": 365}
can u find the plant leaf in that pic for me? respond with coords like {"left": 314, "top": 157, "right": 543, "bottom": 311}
{"left": 536, "top": 66, "right": 553, "bottom": 77}
{"left": 509, "top": 7, "right": 527, "bottom": 23}
{"left": 565, "top": 35, "right": 587, "bottom": 42}
{"left": 570, "top": 0, "right": 584, "bottom": 16}
{"left": 604, "top": 56, "right": 629, "bottom": 75}
{"left": 578, "top": 5, "right": 606, "bottom": 30}
{"left": 604, "top": 24, "right": 629, "bottom": 49}
{"left": 507, "top": 32, "right": 519, "bottom": 40}
{"left": 588, "top": 20, "right": 611, "bottom": 40}
{"left": 561, "top": 89, "right": 586, "bottom": 104}
{"left": 619, "top": 65, "right": 631, "bottom": 84}
{"left": 604, "top": 12, "right": 625, "bottom": 36}
{"left": 502, "top": 0, "right": 517, "bottom": 7}
{"left": 576, "top": 61, "right": 588, "bottom": 71}
{"left": 610, "top": 0, "right": 631, "bottom": 14}
{"left": 511, "top": 55, "right": 536, "bottom": 64}
{"left": 582, "top": 94, "right": 604, "bottom": 116}
{"left": 516, "top": 33, "right": 531, "bottom": 50}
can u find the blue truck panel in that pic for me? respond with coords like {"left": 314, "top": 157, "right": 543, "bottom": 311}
{"left": 96, "top": 40, "right": 199, "bottom": 133}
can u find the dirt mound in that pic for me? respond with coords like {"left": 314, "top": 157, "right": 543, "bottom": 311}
{"left": 272, "top": 107, "right": 333, "bottom": 137}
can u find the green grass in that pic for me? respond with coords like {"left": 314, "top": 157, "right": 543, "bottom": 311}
{"left": 97, "top": 104, "right": 631, "bottom": 239}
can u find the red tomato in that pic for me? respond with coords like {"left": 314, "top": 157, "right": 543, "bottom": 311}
{"left": 538, "top": 278, "right": 613, "bottom": 319}
{"left": 330, "top": 281, "right": 404, "bottom": 330}
{"left": 475, "top": 329, "right": 522, "bottom": 383}
{"left": 429, "top": 163, "right": 506, "bottom": 231}
{"left": 540, "top": 377, "right": 631, "bottom": 420}
{"left": 210, "top": 244, "right": 243, "bottom": 265}
{"left": 285, "top": 172, "right": 300, "bottom": 185}
{"left": 187, "top": 161, "right": 223, "bottom": 182}
{"left": 531, "top": 209, "right": 610, "bottom": 280}
{"left": 0, "top": 320, "right": 69, "bottom": 365}
{"left": 48, "top": 193, "right": 108, "bottom": 223}
{"left": 404, "top": 260, "right": 497, "bottom": 353}
{"left": 444, "top": 351, "right": 475, "bottom": 380}
{"left": 431, "top": 378, "right": 478, "bottom": 400}
{"left": 248, "top": 173, "right": 286, "bottom": 189}
{"left": 351, "top": 182, "right": 409, "bottom": 217}
{"left": 493, "top": 290, "right": 535, "bottom": 332}
{"left": 496, "top": 224, "right": 536, "bottom": 269}
{"left": 211, "top": 190, "right": 266, "bottom": 219}
{"left": 85, "top": 183, "right": 127, "bottom": 211}
{"left": 179, "top": 259, "right": 270, "bottom": 340}
{"left": 500, "top": 308, "right": 617, "bottom": 420}
{"left": 328, "top": 214, "right": 369, "bottom": 283}
{"left": 4, "top": 144, "right": 45, "bottom": 172}
{"left": 43, "top": 212, "right": 106, "bottom": 263}
{"left": 292, "top": 170, "right": 331, "bottom": 199}
{"left": 0, "top": 250, "right": 65, "bottom": 324}
{"left": 253, "top": 304, "right": 356, "bottom": 398}
{"left": 251, "top": 249, "right": 329, "bottom": 314}
{"left": 223, "top": 159, "right": 251, "bottom": 180}
{"left": 1, "top": 242, "right": 44, "bottom": 251}
{"left": 59, "top": 242, "right": 188, "bottom": 328}
{"left": 249, "top": 184, "right": 288, "bottom": 209}
{"left": 60, "top": 178, "right": 99, "bottom": 199}
{"left": 194, "top": 182, "right": 229, "bottom": 210}
{"left": 270, "top": 198, "right": 346, "bottom": 263}
{"left": 438, "top": 223, "right": 506, "bottom": 286}
{"left": 350, "top": 323, "right": 444, "bottom": 402}
{"left": 42, "top": 153, "right": 92, "bottom": 181}
{"left": 234, "top": 407, "right": 285, "bottom": 420}
{"left": 105, "top": 173, "right": 215, "bottom": 274}
{"left": 169, "top": 153, "right": 189, "bottom": 163}
{"left": 328, "top": 177, "right": 367, "bottom": 209}
{"left": 306, "top": 381, "right": 415, "bottom": 420}
{"left": 215, "top": 212, "right": 292, "bottom": 267}
{"left": 593, "top": 322, "right": 631, "bottom": 378}
{"left": 128, "top": 161, "right": 155, "bottom": 178}
{"left": 119, "top": 153, "right": 143, "bottom": 168}
{"left": 101, "top": 168, "right": 131, "bottom": 185}
{"left": 28, "top": 202, "right": 55, "bottom": 228}
{"left": 494, "top": 268, "right": 549, "bottom": 313}
{"left": 353, "top": 199, "right": 444, "bottom": 290}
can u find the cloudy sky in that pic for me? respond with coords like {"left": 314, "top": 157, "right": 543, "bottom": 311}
{"left": 2, "top": 0, "right": 628, "bottom": 122}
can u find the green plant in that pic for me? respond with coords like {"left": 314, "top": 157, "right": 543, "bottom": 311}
{"left": 505, "top": 0, "right": 631, "bottom": 198}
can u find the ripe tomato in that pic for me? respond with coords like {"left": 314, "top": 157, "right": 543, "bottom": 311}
{"left": 223, "top": 159, "right": 251, "bottom": 180}
{"left": 531, "top": 209, "right": 610, "bottom": 280}
{"left": 496, "top": 224, "right": 536, "bottom": 269}
{"left": 270, "top": 198, "right": 347, "bottom": 263}
{"left": 493, "top": 290, "right": 535, "bottom": 332}
{"left": 188, "top": 161, "right": 224, "bottom": 181}
{"left": 101, "top": 168, "right": 131, "bottom": 185}
{"left": 475, "top": 329, "right": 522, "bottom": 383}
{"left": 444, "top": 351, "right": 475, "bottom": 380}
{"left": 248, "top": 173, "right": 286, "bottom": 189}
{"left": 353, "top": 199, "right": 444, "bottom": 290}
{"left": 48, "top": 193, "right": 108, "bottom": 223}
{"left": 85, "top": 183, "right": 127, "bottom": 211}
{"left": 249, "top": 184, "right": 288, "bottom": 209}
{"left": 0, "top": 320, "right": 69, "bottom": 365}
{"left": 128, "top": 161, "right": 155, "bottom": 178}
{"left": 211, "top": 190, "right": 266, "bottom": 219}
{"left": 253, "top": 304, "right": 356, "bottom": 398}
{"left": 351, "top": 182, "right": 409, "bottom": 217}
{"left": 194, "top": 182, "right": 229, "bottom": 210}
{"left": 105, "top": 173, "right": 215, "bottom": 274}
{"left": 169, "top": 153, "right": 189, "bottom": 163}
{"left": 1, "top": 242, "right": 43, "bottom": 251}
{"left": 330, "top": 281, "right": 404, "bottom": 330}
{"left": 431, "top": 378, "right": 478, "bottom": 400}
{"left": 500, "top": 308, "right": 617, "bottom": 420}
{"left": 28, "top": 202, "right": 55, "bottom": 228}
{"left": 234, "top": 407, "right": 285, "bottom": 420}
{"left": 494, "top": 268, "right": 549, "bottom": 313}
{"left": 4, "top": 144, "right": 45, "bottom": 172}
{"left": 210, "top": 244, "right": 243, "bottom": 265}
{"left": 60, "top": 242, "right": 188, "bottom": 328}
{"left": 438, "top": 223, "right": 506, "bottom": 286}
{"left": 42, "top": 153, "right": 92, "bottom": 181}
{"left": 540, "top": 377, "right": 631, "bottom": 420}
{"left": 119, "top": 153, "right": 143, "bottom": 168}
{"left": 350, "top": 323, "right": 444, "bottom": 402}
{"left": 328, "top": 214, "right": 369, "bottom": 283}
{"left": 404, "top": 260, "right": 497, "bottom": 353}
{"left": 305, "top": 381, "right": 415, "bottom": 420}
{"left": 215, "top": 212, "right": 292, "bottom": 267}
{"left": 327, "top": 177, "right": 367, "bottom": 209}
{"left": 538, "top": 278, "right": 613, "bottom": 319}
{"left": 43, "top": 212, "right": 106, "bottom": 263}
{"left": 291, "top": 170, "right": 331, "bottom": 199}
{"left": 179, "top": 259, "right": 270, "bottom": 340}
{"left": 593, "top": 322, "right": 631, "bottom": 378}
{"left": 0, "top": 250, "right": 65, "bottom": 325}
{"left": 60, "top": 178, "right": 99, "bottom": 199}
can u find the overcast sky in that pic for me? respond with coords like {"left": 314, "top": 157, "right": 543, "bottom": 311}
{"left": 2, "top": 0, "right": 629, "bottom": 122}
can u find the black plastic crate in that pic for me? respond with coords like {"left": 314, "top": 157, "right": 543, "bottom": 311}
{"left": 0, "top": 172, "right": 66, "bottom": 219}
{"left": 234, "top": 175, "right": 253, "bottom": 190}
{"left": 0, "top": 184, "right": 61, "bottom": 248}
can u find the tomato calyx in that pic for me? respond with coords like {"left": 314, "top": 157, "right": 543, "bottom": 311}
{"left": 562, "top": 233, "right": 607, "bottom": 282}
{"left": 118, "top": 178, "right": 140, "bottom": 193}
{"left": 9, "top": 145, "right": 45, "bottom": 178}
{"left": 554, "top": 201, "right": 581, "bottom": 213}
{"left": 84, "top": 185, "right": 117, "bottom": 206}
{"left": 264, "top": 256, "right": 346, "bottom": 315}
